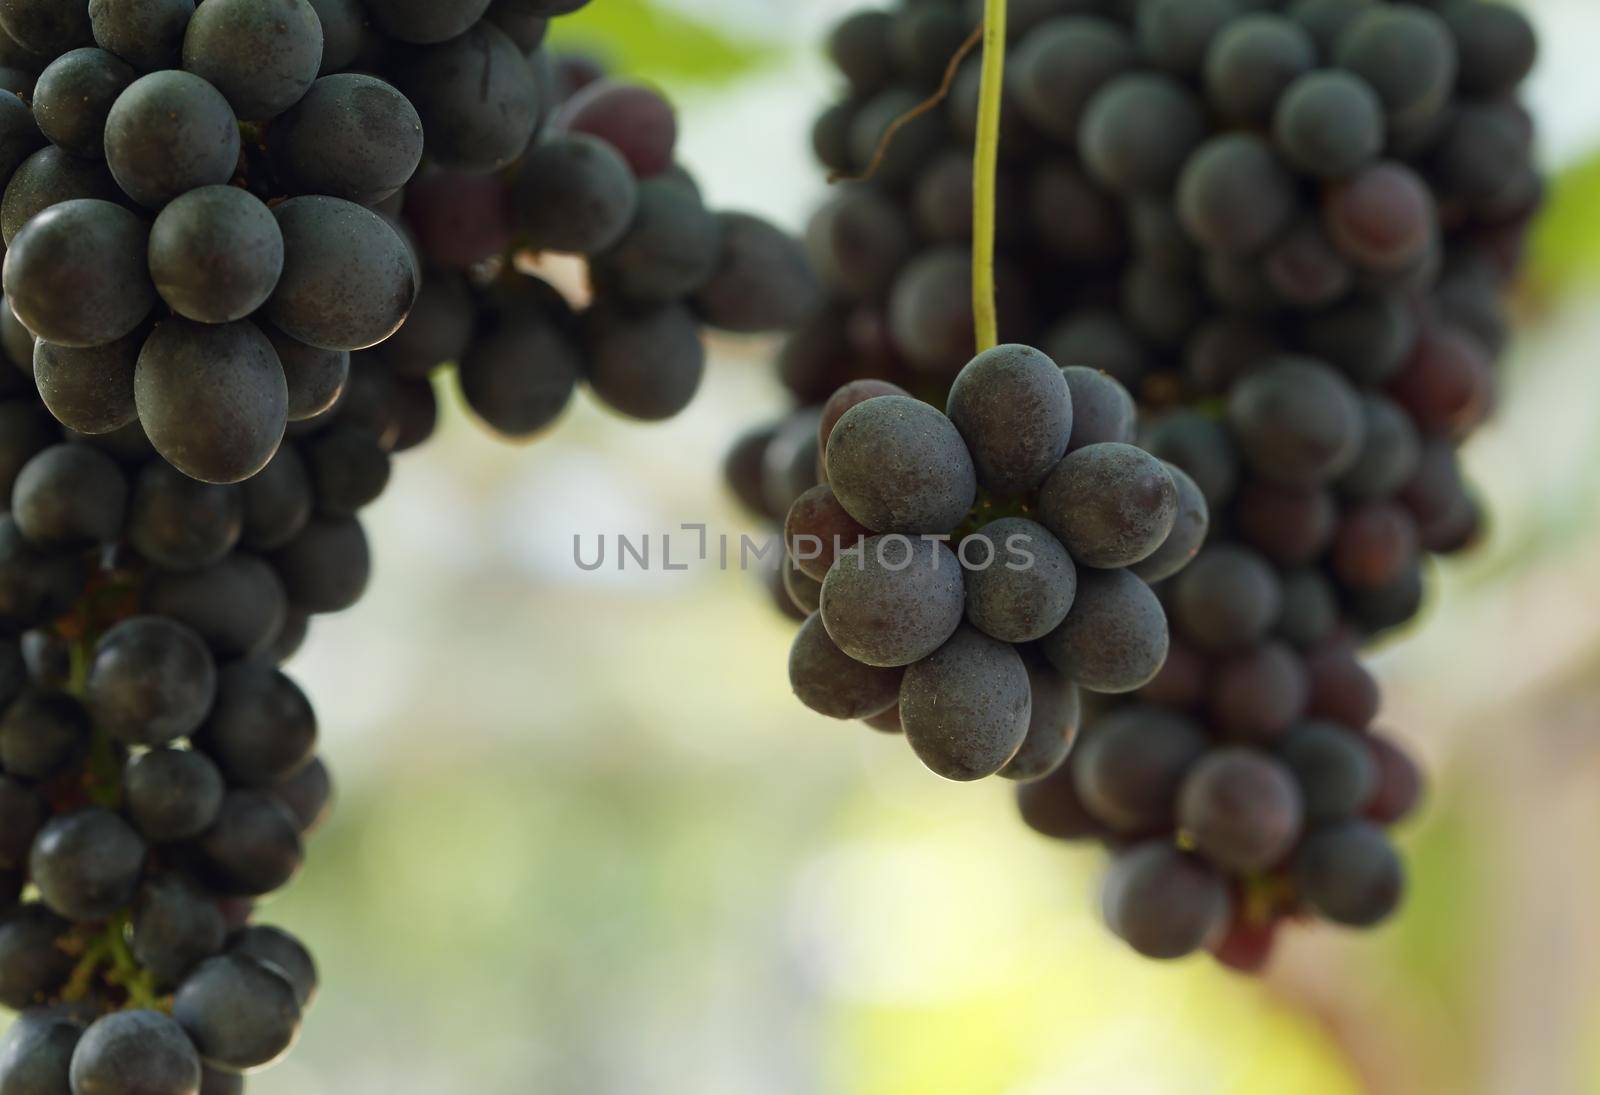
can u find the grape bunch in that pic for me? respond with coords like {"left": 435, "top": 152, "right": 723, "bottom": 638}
{"left": 389, "top": 75, "right": 817, "bottom": 435}
{"left": 733, "top": 0, "right": 1541, "bottom": 966}
{"left": 0, "top": 0, "right": 815, "bottom": 1086}
{"left": 785, "top": 346, "right": 1208, "bottom": 782}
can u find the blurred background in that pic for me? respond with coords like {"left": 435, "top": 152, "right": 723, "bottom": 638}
{"left": 256, "top": 2, "right": 1600, "bottom": 1092}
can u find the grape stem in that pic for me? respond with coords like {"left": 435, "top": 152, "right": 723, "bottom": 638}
{"left": 972, "top": 0, "right": 1008, "bottom": 354}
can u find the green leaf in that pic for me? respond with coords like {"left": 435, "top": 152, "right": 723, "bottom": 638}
{"left": 547, "top": 0, "right": 779, "bottom": 87}
{"left": 1530, "top": 149, "right": 1600, "bottom": 292}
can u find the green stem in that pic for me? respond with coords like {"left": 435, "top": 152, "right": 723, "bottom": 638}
{"left": 972, "top": 0, "right": 1009, "bottom": 354}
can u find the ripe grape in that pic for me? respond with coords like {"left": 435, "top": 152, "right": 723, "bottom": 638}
{"left": 274, "top": 74, "right": 425, "bottom": 206}
{"left": 148, "top": 186, "right": 284, "bottom": 324}
{"left": 1013, "top": 15, "right": 1135, "bottom": 142}
{"left": 826, "top": 395, "right": 976, "bottom": 535}
{"left": 1172, "top": 544, "right": 1282, "bottom": 653}
{"left": 1293, "top": 819, "right": 1403, "bottom": 927}
{"left": 68, "top": 1010, "right": 200, "bottom": 1095}
{"left": 1038, "top": 442, "right": 1178, "bottom": 569}
{"left": 1335, "top": 6, "right": 1456, "bottom": 130}
{"left": 513, "top": 134, "right": 638, "bottom": 256}
{"left": 135, "top": 318, "right": 288, "bottom": 485}
{"left": 1000, "top": 657, "right": 1081, "bottom": 783}
{"left": 1203, "top": 14, "right": 1314, "bottom": 127}
{"left": 1102, "top": 842, "right": 1230, "bottom": 959}
{"left": 1080, "top": 73, "right": 1206, "bottom": 194}
{"left": 1130, "top": 464, "right": 1209, "bottom": 583}
{"left": 946, "top": 344, "right": 1073, "bottom": 497}
{"left": 32, "top": 333, "right": 141, "bottom": 436}
{"left": 1042, "top": 567, "right": 1170, "bottom": 694}
{"left": 962, "top": 517, "right": 1077, "bottom": 644}
{"left": 123, "top": 747, "right": 226, "bottom": 843}
{"left": 1178, "top": 749, "right": 1304, "bottom": 873}
{"left": 1273, "top": 71, "right": 1384, "bottom": 179}
{"left": 268, "top": 196, "right": 418, "bottom": 353}
{"left": 103, "top": 69, "right": 240, "bottom": 208}
{"left": 591, "top": 178, "right": 721, "bottom": 305}
{"left": 820, "top": 535, "right": 965, "bottom": 668}
{"left": 1211, "top": 641, "right": 1311, "bottom": 743}
{"left": 365, "top": 0, "right": 493, "bottom": 45}
{"left": 1227, "top": 358, "right": 1366, "bottom": 489}
{"left": 555, "top": 81, "right": 678, "bottom": 179}
{"left": 900, "top": 626, "right": 1032, "bottom": 782}
{"left": 1056, "top": 368, "right": 1134, "bottom": 455}
{"left": 1178, "top": 134, "right": 1297, "bottom": 256}
{"left": 173, "top": 953, "right": 302, "bottom": 1071}
{"left": 388, "top": 22, "right": 539, "bottom": 171}
{"left": 583, "top": 302, "right": 705, "bottom": 422}
{"left": 11, "top": 443, "right": 127, "bottom": 549}
{"left": 3, "top": 199, "right": 155, "bottom": 349}
{"left": 30, "top": 808, "right": 146, "bottom": 922}
{"left": 789, "top": 612, "right": 903, "bottom": 721}
{"left": 32, "top": 47, "right": 134, "bottom": 158}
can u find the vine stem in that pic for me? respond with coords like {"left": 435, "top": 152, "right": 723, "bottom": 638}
{"left": 972, "top": 0, "right": 1008, "bottom": 354}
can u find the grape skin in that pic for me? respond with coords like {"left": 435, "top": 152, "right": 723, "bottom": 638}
{"left": 1041, "top": 567, "right": 1170, "bottom": 695}
{"left": 32, "top": 333, "right": 141, "bottom": 436}
{"left": 267, "top": 196, "right": 418, "bottom": 353}
{"left": 946, "top": 343, "right": 1073, "bottom": 497}
{"left": 389, "top": 22, "right": 540, "bottom": 171}
{"left": 900, "top": 625, "right": 1033, "bottom": 783}
{"left": 274, "top": 74, "right": 425, "bottom": 206}
{"left": 1102, "top": 842, "right": 1230, "bottom": 960}
{"left": 820, "top": 536, "right": 964, "bottom": 669}
{"left": 148, "top": 186, "right": 284, "bottom": 325}
{"left": 1037, "top": 442, "right": 1178, "bottom": 569}
{"left": 3, "top": 199, "right": 155, "bottom": 349}
{"left": 788, "top": 611, "right": 903, "bottom": 721}
{"left": 513, "top": 134, "right": 639, "bottom": 255}
{"left": 1178, "top": 749, "right": 1304, "bottom": 874}
{"left": 89, "top": 0, "right": 195, "bottom": 73}
{"left": 1172, "top": 544, "right": 1282, "bottom": 654}
{"left": 103, "top": 70, "right": 241, "bottom": 209}
{"left": 32, "top": 47, "right": 135, "bottom": 158}
{"left": 826, "top": 395, "right": 976, "bottom": 535}
{"left": 0, "top": 145, "right": 128, "bottom": 247}
{"left": 134, "top": 318, "right": 288, "bottom": 486}
{"left": 962, "top": 517, "right": 1077, "bottom": 644}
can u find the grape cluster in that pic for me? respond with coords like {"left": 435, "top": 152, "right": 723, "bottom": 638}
{"left": 0, "top": 0, "right": 815, "bottom": 1087}
{"left": 734, "top": 0, "right": 1540, "bottom": 966}
{"left": 389, "top": 76, "right": 818, "bottom": 436}
{"left": 785, "top": 346, "right": 1208, "bottom": 782}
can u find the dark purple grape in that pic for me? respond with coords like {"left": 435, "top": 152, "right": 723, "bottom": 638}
{"left": 1178, "top": 748, "right": 1304, "bottom": 873}
{"left": 820, "top": 535, "right": 964, "bottom": 668}
{"left": 1040, "top": 567, "right": 1169, "bottom": 694}
{"left": 1102, "top": 842, "right": 1230, "bottom": 959}
{"left": 900, "top": 626, "right": 1032, "bottom": 782}
{"left": 1293, "top": 819, "right": 1403, "bottom": 927}
{"left": 826, "top": 395, "right": 976, "bottom": 535}
{"left": 946, "top": 343, "right": 1073, "bottom": 496}
{"left": 1039, "top": 442, "right": 1177, "bottom": 569}
{"left": 961, "top": 517, "right": 1077, "bottom": 644}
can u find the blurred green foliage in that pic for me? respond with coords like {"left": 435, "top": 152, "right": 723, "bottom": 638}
{"left": 548, "top": 0, "right": 778, "bottom": 86}
{"left": 1532, "top": 151, "right": 1600, "bottom": 291}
